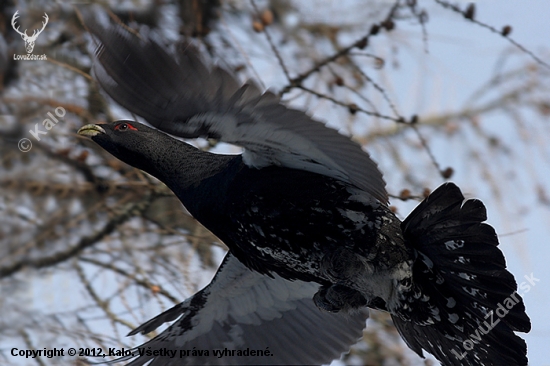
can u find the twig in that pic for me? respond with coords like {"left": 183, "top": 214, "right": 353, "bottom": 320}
{"left": 279, "top": 0, "right": 401, "bottom": 96}
{"left": 0, "top": 197, "right": 152, "bottom": 279}
{"left": 357, "top": 87, "right": 526, "bottom": 144}
{"left": 434, "top": 0, "right": 550, "bottom": 71}
{"left": 74, "top": 261, "right": 136, "bottom": 333}
{"left": 349, "top": 61, "right": 402, "bottom": 118}
{"left": 47, "top": 58, "right": 93, "bottom": 81}
{"left": 250, "top": 0, "right": 291, "bottom": 81}
{"left": 411, "top": 123, "right": 443, "bottom": 175}
{"left": 19, "top": 329, "right": 46, "bottom": 366}
{"left": 297, "top": 85, "right": 404, "bottom": 123}
{"left": 79, "top": 256, "right": 180, "bottom": 304}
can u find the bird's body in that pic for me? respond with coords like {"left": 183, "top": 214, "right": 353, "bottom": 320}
{"left": 77, "top": 20, "right": 531, "bottom": 366}
{"left": 91, "top": 122, "right": 410, "bottom": 308}
{"left": 178, "top": 153, "right": 412, "bottom": 305}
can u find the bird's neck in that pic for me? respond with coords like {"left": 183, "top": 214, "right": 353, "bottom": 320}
{"left": 136, "top": 138, "right": 239, "bottom": 203}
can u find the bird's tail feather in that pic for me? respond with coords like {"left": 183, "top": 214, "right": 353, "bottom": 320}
{"left": 391, "top": 182, "right": 530, "bottom": 366}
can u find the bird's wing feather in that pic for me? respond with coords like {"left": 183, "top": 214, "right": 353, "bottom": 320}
{"left": 112, "top": 253, "right": 367, "bottom": 366}
{"left": 89, "top": 22, "right": 387, "bottom": 203}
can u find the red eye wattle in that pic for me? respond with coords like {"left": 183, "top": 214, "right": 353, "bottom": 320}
{"left": 114, "top": 122, "right": 138, "bottom": 131}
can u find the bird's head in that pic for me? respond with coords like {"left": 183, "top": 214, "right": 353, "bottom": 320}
{"left": 77, "top": 120, "right": 179, "bottom": 175}
{"left": 78, "top": 120, "right": 236, "bottom": 192}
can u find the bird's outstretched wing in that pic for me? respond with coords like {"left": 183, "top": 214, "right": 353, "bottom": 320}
{"left": 111, "top": 253, "right": 368, "bottom": 366}
{"left": 88, "top": 21, "right": 387, "bottom": 203}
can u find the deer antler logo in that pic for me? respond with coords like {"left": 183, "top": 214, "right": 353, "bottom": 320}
{"left": 11, "top": 11, "right": 49, "bottom": 54}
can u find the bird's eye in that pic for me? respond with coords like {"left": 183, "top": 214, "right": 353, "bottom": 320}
{"left": 114, "top": 122, "right": 138, "bottom": 131}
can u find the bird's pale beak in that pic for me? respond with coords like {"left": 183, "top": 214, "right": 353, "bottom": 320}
{"left": 78, "top": 124, "right": 106, "bottom": 137}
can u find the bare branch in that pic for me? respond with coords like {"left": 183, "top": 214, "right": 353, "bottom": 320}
{"left": 0, "top": 197, "right": 153, "bottom": 279}
{"left": 434, "top": 0, "right": 550, "bottom": 71}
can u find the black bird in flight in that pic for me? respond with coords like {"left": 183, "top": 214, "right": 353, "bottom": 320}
{"left": 78, "top": 20, "right": 530, "bottom": 366}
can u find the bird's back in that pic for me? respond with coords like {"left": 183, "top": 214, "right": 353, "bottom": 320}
{"left": 180, "top": 159, "right": 410, "bottom": 300}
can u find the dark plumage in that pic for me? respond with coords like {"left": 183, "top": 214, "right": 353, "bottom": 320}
{"left": 77, "top": 20, "right": 530, "bottom": 366}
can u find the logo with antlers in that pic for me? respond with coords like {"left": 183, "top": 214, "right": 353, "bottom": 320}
{"left": 11, "top": 11, "right": 49, "bottom": 54}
